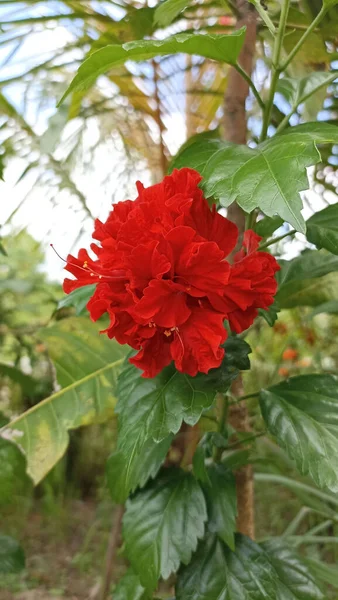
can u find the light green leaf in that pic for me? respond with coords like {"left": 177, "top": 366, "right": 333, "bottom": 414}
{"left": 0, "top": 535, "right": 25, "bottom": 574}
{"left": 1, "top": 318, "right": 126, "bottom": 484}
{"left": 323, "top": 0, "right": 338, "bottom": 7}
{"left": 277, "top": 251, "right": 338, "bottom": 308}
{"left": 114, "top": 568, "right": 149, "bottom": 600}
{"left": 176, "top": 534, "right": 323, "bottom": 600}
{"left": 107, "top": 360, "right": 215, "bottom": 502}
{"left": 58, "top": 284, "right": 95, "bottom": 316}
{"left": 204, "top": 464, "right": 237, "bottom": 550}
{"left": 277, "top": 72, "right": 336, "bottom": 110}
{"left": 58, "top": 29, "right": 246, "bottom": 104}
{"left": 255, "top": 215, "right": 284, "bottom": 238}
{"left": 306, "top": 203, "right": 338, "bottom": 255}
{"left": 155, "top": 0, "right": 193, "bottom": 26}
{"left": 260, "top": 374, "right": 338, "bottom": 493}
{"left": 277, "top": 122, "right": 338, "bottom": 145}
{"left": 123, "top": 469, "right": 207, "bottom": 591}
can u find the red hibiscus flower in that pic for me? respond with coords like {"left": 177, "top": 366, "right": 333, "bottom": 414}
{"left": 63, "top": 168, "right": 280, "bottom": 378}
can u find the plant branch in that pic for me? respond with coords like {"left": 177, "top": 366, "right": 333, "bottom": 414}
{"left": 259, "top": 228, "right": 297, "bottom": 249}
{"left": 234, "top": 62, "right": 265, "bottom": 109}
{"left": 260, "top": 0, "right": 290, "bottom": 141}
{"left": 280, "top": 7, "right": 328, "bottom": 71}
{"left": 255, "top": 473, "right": 338, "bottom": 508}
{"left": 98, "top": 505, "right": 124, "bottom": 600}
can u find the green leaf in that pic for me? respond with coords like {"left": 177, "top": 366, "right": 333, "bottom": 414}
{"left": 306, "top": 203, "right": 338, "bottom": 255}
{"left": 277, "top": 72, "right": 336, "bottom": 110}
{"left": 107, "top": 361, "right": 215, "bottom": 502}
{"left": 123, "top": 469, "right": 207, "bottom": 591}
{"left": 277, "top": 250, "right": 338, "bottom": 308}
{"left": 0, "top": 535, "right": 25, "bottom": 574}
{"left": 255, "top": 215, "right": 284, "bottom": 238}
{"left": 202, "top": 138, "right": 320, "bottom": 233}
{"left": 304, "top": 558, "right": 338, "bottom": 589}
{"left": 176, "top": 534, "right": 324, "bottom": 600}
{"left": 260, "top": 374, "right": 338, "bottom": 493}
{"left": 308, "top": 300, "right": 338, "bottom": 318}
{"left": 323, "top": 0, "right": 338, "bottom": 7}
{"left": 193, "top": 445, "right": 211, "bottom": 486}
{"left": 0, "top": 239, "right": 7, "bottom": 256}
{"left": 259, "top": 300, "right": 280, "bottom": 326}
{"left": 204, "top": 464, "right": 237, "bottom": 550}
{"left": 154, "top": 0, "right": 193, "bottom": 26}
{"left": 114, "top": 568, "right": 149, "bottom": 600}
{"left": 277, "top": 122, "right": 338, "bottom": 145}
{"left": 57, "top": 284, "right": 95, "bottom": 316}
{"left": 58, "top": 30, "right": 246, "bottom": 104}
{"left": 1, "top": 318, "right": 126, "bottom": 484}
{"left": 0, "top": 433, "right": 32, "bottom": 506}
{"left": 206, "top": 337, "right": 251, "bottom": 392}
{"left": 169, "top": 132, "right": 225, "bottom": 174}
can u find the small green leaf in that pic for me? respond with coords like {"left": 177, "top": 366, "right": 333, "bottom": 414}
{"left": 204, "top": 464, "right": 237, "bottom": 550}
{"left": 154, "top": 0, "right": 192, "bottom": 26}
{"left": 59, "top": 30, "right": 246, "bottom": 104}
{"left": 255, "top": 215, "right": 284, "bottom": 238}
{"left": 0, "top": 535, "right": 25, "bottom": 574}
{"left": 107, "top": 361, "right": 215, "bottom": 502}
{"left": 176, "top": 534, "right": 324, "bottom": 600}
{"left": 277, "top": 72, "right": 336, "bottom": 110}
{"left": 306, "top": 204, "right": 338, "bottom": 255}
{"left": 259, "top": 300, "right": 280, "bottom": 326}
{"left": 260, "top": 374, "right": 338, "bottom": 493}
{"left": 0, "top": 240, "right": 7, "bottom": 256}
{"left": 277, "top": 250, "right": 338, "bottom": 308}
{"left": 193, "top": 445, "right": 211, "bottom": 486}
{"left": 58, "top": 284, "right": 95, "bottom": 315}
{"left": 1, "top": 318, "right": 126, "bottom": 484}
{"left": 114, "top": 568, "right": 149, "bottom": 600}
{"left": 123, "top": 469, "right": 207, "bottom": 591}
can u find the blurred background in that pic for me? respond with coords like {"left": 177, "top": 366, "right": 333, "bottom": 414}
{"left": 1, "top": 0, "right": 338, "bottom": 598}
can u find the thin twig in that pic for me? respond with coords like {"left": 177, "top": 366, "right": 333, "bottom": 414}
{"left": 98, "top": 505, "right": 124, "bottom": 600}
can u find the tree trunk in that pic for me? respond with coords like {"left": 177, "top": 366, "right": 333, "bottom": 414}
{"left": 223, "top": 0, "right": 257, "bottom": 540}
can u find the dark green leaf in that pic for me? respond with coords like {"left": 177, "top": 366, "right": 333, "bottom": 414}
{"left": 107, "top": 360, "right": 215, "bottom": 502}
{"left": 306, "top": 203, "right": 338, "bottom": 255}
{"left": 176, "top": 534, "right": 324, "bottom": 600}
{"left": 0, "top": 535, "right": 25, "bottom": 574}
{"left": 260, "top": 374, "right": 338, "bottom": 493}
{"left": 277, "top": 72, "right": 336, "bottom": 109}
{"left": 204, "top": 464, "right": 237, "bottom": 550}
{"left": 255, "top": 215, "right": 284, "bottom": 237}
{"left": 259, "top": 300, "right": 280, "bottom": 326}
{"left": 0, "top": 435, "right": 32, "bottom": 506}
{"left": 114, "top": 568, "right": 149, "bottom": 600}
{"left": 193, "top": 445, "right": 211, "bottom": 486}
{"left": 277, "top": 251, "right": 338, "bottom": 308}
{"left": 207, "top": 337, "right": 251, "bottom": 392}
{"left": 57, "top": 284, "right": 95, "bottom": 316}
{"left": 123, "top": 469, "right": 207, "bottom": 591}
{"left": 59, "top": 30, "right": 246, "bottom": 104}
{"left": 155, "top": 0, "right": 193, "bottom": 26}
{"left": 0, "top": 240, "right": 7, "bottom": 256}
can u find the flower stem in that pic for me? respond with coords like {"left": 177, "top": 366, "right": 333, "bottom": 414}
{"left": 258, "top": 228, "right": 297, "bottom": 249}
{"left": 260, "top": 0, "right": 290, "bottom": 142}
{"left": 280, "top": 7, "right": 328, "bottom": 72}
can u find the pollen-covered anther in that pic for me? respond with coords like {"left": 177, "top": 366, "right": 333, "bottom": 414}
{"left": 164, "top": 330, "right": 172, "bottom": 337}
{"left": 83, "top": 261, "right": 88, "bottom": 268}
